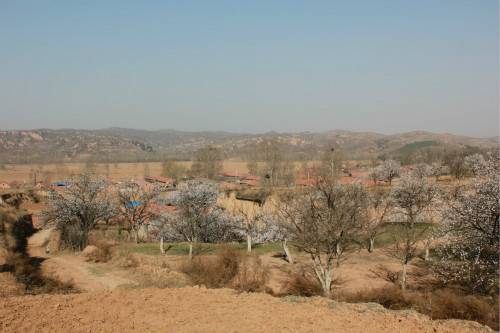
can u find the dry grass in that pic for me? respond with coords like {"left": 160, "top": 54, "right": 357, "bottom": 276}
{"left": 0, "top": 160, "right": 332, "bottom": 183}
{"left": 0, "top": 161, "right": 252, "bottom": 183}
{"left": 233, "top": 254, "right": 270, "bottom": 293}
{"left": 333, "top": 286, "right": 499, "bottom": 331}
{"left": 181, "top": 248, "right": 270, "bottom": 293}
{"left": 280, "top": 271, "right": 323, "bottom": 297}
{"left": 85, "top": 240, "right": 112, "bottom": 263}
{"left": 111, "top": 246, "right": 139, "bottom": 269}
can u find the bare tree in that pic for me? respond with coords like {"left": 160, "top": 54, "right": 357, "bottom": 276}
{"left": 160, "top": 156, "right": 185, "bottom": 180}
{"left": 246, "top": 145, "right": 260, "bottom": 175}
{"left": 444, "top": 152, "right": 467, "bottom": 180}
{"left": 43, "top": 170, "right": 115, "bottom": 251}
{"left": 260, "top": 138, "right": 285, "bottom": 186}
{"left": 419, "top": 205, "right": 443, "bottom": 261}
{"left": 117, "top": 182, "right": 162, "bottom": 244}
{"left": 268, "top": 194, "right": 297, "bottom": 264}
{"left": 165, "top": 181, "right": 220, "bottom": 259}
{"left": 321, "top": 143, "right": 342, "bottom": 179}
{"left": 190, "top": 146, "right": 222, "bottom": 179}
{"left": 387, "top": 175, "right": 438, "bottom": 290}
{"left": 362, "top": 193, "right": 392, "bottom": 253}
{"left": 83, "top": 156, "right": 97, "bottom": 173}
{"left": 143, "top": 163, "right": 151, "bottom": 177}
{"left": 103, "top": 162, "right": 111, "bottom": 177}
{"left": 284, "top": 181, "right": 369, "bottom": 296}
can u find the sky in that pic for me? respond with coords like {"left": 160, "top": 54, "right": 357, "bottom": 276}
{"left": 0, "top": 1, "right": 498, "bottom": 137}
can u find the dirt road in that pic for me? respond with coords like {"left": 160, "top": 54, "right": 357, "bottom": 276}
{"left": 28, "top": 229, "right": 134, "bottom": 292}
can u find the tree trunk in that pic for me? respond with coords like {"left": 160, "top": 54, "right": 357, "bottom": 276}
{"left": 323, "top": 271, "right": 332, "bottom": 297}
{"left": 368, "top": 238, "right": 375, "bottom": 253}
{"left": 401, "top": 263, "right": 407, "bottom": 291}
{"left": 424, "top": 237, "right": 433, "bottom": 261}
{"left": 336, "top": 243, "right": 341, "bottom": 255}
{"left": 189, "top": 240, "right": 194, "bottom": 260}
{"left": 311, "top": 257, "right": 331, "bottom": 297}
{"left": 160, "top": 235, "right": 165, "bottom": 254}
{"left": 247, "top": 233, "right": 252, "bottom": 252}
{"left": 134, "top": 230, "right": 139, "bottom": 244}
{"left": 282, "top": 239, "right": 293, "bottom": 264}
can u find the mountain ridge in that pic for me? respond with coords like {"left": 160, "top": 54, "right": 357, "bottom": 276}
{"left": 0, "top": 128, "right": 497, "bottom": 164}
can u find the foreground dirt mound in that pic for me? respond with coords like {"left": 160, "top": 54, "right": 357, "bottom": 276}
{"left": 0, "top": 287, "right": 492, "bottom": 333}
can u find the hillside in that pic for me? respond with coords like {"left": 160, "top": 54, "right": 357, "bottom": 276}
{"left": 0, "top": 128, "right": 497, "bottom": 164}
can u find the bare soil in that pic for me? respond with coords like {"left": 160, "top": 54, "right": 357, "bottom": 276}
{"left": 0, "top": 286, "right": 492, "bottom": 333}
{"left": 2, "top": 182, "right": 492, "bottom": 333}
{"left": 0, "top": 229, "right": 491, "bottom": 333}
{"left": 28, "top": 229, "right": 135, "bottom": 292}
{"left": 0, "top": 161, "right": 250, "bottom": 183}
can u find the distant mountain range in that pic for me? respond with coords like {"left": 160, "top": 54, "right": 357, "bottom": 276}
{"left": 0, "top": 128, "right": 497, "bottom": 164}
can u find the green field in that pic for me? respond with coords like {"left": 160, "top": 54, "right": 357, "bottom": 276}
{"left": 396, "top": 141, "right": 439, "bottom": 154}
{"left": 116, "top": 241, "right": 287, "bottom": 256}
{"left": 112, "top": 222, "right": 436, "bottom": 257}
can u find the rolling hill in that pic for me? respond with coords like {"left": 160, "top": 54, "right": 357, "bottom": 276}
{"left": 0, "top": 128, "right": 497, "bottom": 164}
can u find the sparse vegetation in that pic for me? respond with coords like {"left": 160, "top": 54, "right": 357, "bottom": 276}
{"left": 1, "top": 140, "right": 498, "bottom": 332}
{"left": 334, "top": 286, "right": 499, "bottom": 331}
{"left": 181, "top": 248, "right": 269, "bottom": 292}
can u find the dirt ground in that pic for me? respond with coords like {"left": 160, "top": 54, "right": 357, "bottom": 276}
{"left": 2, "top": 174, "right": 491, "bottom": 333}
{"left": 0, "top": 161, "right": 250, "bottom": 183}
{"left": 27, "top": 229, "right": 135, "bottom": 292}
{"left": 0, "top": 160, "right": 335, "bottom": 183}
{"left": 0, "top": 286, "right": 492, "bottom": 333}
{"left": 8, "top": 228, "right": 491, "bottom": 333}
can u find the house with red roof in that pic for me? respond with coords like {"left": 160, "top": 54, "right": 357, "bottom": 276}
{"left": 145, "top": 176, "right": 175, "bottom": 188}
{"left": 35, "top": 181, "right": 51, "bottom": 188}
{"left": 9, "top": 180, "right": 24, "bottom": 188}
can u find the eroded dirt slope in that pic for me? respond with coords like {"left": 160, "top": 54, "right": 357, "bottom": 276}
{"left": 0, "top": 287, "right": 492, "bottom": 333}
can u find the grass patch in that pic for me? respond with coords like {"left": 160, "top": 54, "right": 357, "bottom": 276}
{"left": 396, "top": 141, "right": 438, "bottom": 154}
{"left": 89, "top": 266, "right": 108, "bottom": 276}
{"left": 355, "top": 222, "right": 437, "bottom": 250}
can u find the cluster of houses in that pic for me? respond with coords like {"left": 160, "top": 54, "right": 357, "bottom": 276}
{"left": 0, "top": 164, "right": 416, "bottom": 192}
{"left": 293, "top": 166, "right": 378, "bottom": 186}
{"left": 219, "top": 171, "right": 260, "bottom": 189}
{"left": 0, "top": 180, "right": 29, "bottom": 189}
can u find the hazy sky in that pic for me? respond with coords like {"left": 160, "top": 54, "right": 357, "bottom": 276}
{"left": 0, "top": 1, "right": 498, "bottom": 137}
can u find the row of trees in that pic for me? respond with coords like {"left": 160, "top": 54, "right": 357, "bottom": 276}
{"left": 43, "top": 154, "right": 499, "bottom": 296}
{"left": 367, "top": 153, "right": 494, "bottom": 185}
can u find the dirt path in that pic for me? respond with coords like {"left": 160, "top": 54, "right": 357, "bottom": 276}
{"left": 28, "top": 229, "right": 135, "bottom": 292}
